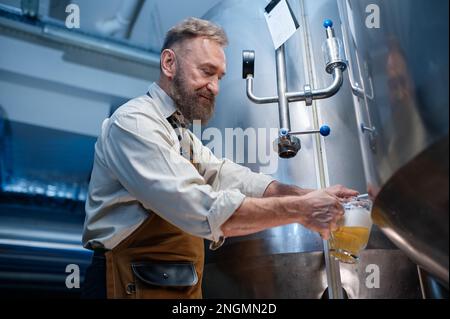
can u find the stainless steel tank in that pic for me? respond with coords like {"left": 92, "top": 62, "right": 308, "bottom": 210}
{"left": 339, "top": 0, "right": 449, "bottom": 286}
{"left": 202, "top": 0, "right": 422, "bottom": 298}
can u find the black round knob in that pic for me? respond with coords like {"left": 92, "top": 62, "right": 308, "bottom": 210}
{"left": 242, "top": 50, "right": 255, "bottom": 79}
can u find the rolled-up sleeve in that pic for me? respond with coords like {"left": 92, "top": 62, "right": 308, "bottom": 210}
{"left": 102, "top": 112, "right": 245, "bottom": 243}
{"left": 190, "top": 133, "right": 275, "bottom": 198}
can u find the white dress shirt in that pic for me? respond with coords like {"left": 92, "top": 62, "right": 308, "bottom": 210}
{"left": 82, "top": 83, "right": 275, "bottom": 250}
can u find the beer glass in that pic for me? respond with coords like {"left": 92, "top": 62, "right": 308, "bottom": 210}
{"left": 329, "top": 196, "right": 373, "bottom": 264}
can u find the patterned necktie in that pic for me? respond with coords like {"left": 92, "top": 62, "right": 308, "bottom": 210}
{"left": 146, "top": 92, "right": 197, "bottom": 169}
{"left": 167, "top": 111, "right": 197, "bottom": 169}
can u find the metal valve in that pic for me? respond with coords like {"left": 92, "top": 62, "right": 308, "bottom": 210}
{"left": 275, "top": 126, "right": 331, "bottom": 159}
{"left": 322, "top": 19, "right": 347, "bottom": 74}
{"left": 243, "top": 19, "right": 345, "bottom": 159}
{"left": 275, "top": 134, "right": 301, "bottom": 159}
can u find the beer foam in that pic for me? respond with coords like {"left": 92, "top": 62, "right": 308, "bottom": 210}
{"left": 343, "top": 207, "right": 372, "bottom": 228}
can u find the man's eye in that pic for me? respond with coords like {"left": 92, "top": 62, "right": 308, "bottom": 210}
{"left": 202, "top": 69, "right": 214, "bottom": 76}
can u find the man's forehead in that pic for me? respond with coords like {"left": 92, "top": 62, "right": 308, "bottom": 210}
{"left": 181, "top": 37, "right": 226, "bottom": 68}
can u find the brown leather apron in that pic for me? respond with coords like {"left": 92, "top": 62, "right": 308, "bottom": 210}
{"left": 104, "top": 99, "right": 204, "bottom": 299}
{"left": 104, "top": 212, "right": 204, "bottom": 299}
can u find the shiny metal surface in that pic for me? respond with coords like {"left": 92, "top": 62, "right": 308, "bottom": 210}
{"left": 245, "top": 23, "right": 347, "bottom": 107}
{"left": 417, "top": 266, "right": 449, "bottom": 299}
{"left": 298, "top": 1, "right": 344, "bottom": 299}
{"left": 247, "top": 69, "right": 347, "bottom": 104}
{"left": 203, "top": 249, "right": 421, "bottom": 299}
{"left": 275, "top": 45, "right": 291, "bottom": 130}
{"left": 372, "top": 137, "right": 449, "bottom": 285}
{"left": 339, "top": 0, "right": 449, "bottom": 285}
{"left": 204, "top": 0, "right": 321, "bottom": 260}
{"left": 286, "top": 68, "right": 344, "bottom": 102}
{"left": 202, "top": 0, "right": 418, "bottom": 298}
{"left": 246, "top": 77, "right": 279, "bottom": 104}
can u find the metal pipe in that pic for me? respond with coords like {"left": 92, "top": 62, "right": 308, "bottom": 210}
{"left": 42, "top": 24, "right": 160, "bottom": 66}
{"left": 339, "top": 13, "right": 364, "bottom": 98}
{"left": 116, "top": 0, "right": 143, "bottom": 26}
{"left": 275, "top": 45, "right": 291, "bottom": 130}
{"left": 310, "top": 68, "right": 344, "bottom": 99}
{"left": 298, "top": 1, "right": 343, "bottom": 299}
{"left": 286, "top": 68, "right": 344, "bottom": 102}
{"left": 337, "top": 0, "right": 372, "bottom": 100}
{"left": 0, "top": 5, "right": 160, "bottom": 67}
{"left": 245, "top": 76, "right": 279, "bottom": 104}
{"left": 20, "top": 0, "right": 39, "bottom": 18}
{"left": 96, "top": 0, "right": 144, "bottom": 38}
{"left": 326, "top": 26, "right": 335, "bottom": 39}
{"left": 290, "top": 129, "right": 322, "bottom": 135}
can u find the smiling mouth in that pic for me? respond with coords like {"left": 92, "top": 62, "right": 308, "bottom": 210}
{"left": 199, "top": 95, "right": 213, "bottom": 102}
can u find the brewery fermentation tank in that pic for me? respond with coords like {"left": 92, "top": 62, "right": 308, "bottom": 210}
{"left": 338, "top": 0, "right": 448, "bottom": 286}
{"left": 201, "top": 0, "right": 440, "bottom": 298}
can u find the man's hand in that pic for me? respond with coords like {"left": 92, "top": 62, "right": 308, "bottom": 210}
{"left": 264, "top": 181, "right": 359, "bottom": 200}
{"left": 295, "top": 190, "right": 345, "bottom": 240}
{"left": 222, "top": 184, "right": 356, "bottom": 240}
{"left": 263, "top": 181, "right": 312, "bottom": 197}
{"left": 324, "top": 184, "right": 359, "bottom": 199}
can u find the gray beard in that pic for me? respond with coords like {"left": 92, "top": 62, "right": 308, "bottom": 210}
{"left": 170, "top": 71, "right": 215, "bottom": 125}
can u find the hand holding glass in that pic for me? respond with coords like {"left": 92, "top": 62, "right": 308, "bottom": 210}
{"left": 329, "top": 197, "right": 373, "bottom": 264}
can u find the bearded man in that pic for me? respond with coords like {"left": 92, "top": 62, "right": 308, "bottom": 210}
{"left": 81, "top": 17, "right": 357, "bottom": 299}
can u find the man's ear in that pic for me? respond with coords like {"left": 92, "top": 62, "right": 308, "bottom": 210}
{"left": 161, "top": 49, "right": 177, "bottom": 80}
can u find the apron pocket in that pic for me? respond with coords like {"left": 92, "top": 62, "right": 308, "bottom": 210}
{"left": 131, "top": 262, "right": 198, "bottom": 287}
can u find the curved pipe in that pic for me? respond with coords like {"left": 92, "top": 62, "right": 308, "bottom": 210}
{"left": 96, "top": 0, "right": 144, "bottom": 39}
{"left": 245, "top": 76, "right": 279, "bottom": 104}
{"left": 246, "top": 68, "right": 344, "bottom": 105}
{"left": 337, "top": 0, "right": 374, "bottom": 100}
{"left": 286, "top": 68, "right": 344, "bottom": 102}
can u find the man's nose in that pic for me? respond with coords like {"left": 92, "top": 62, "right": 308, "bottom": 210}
{"left": 206, "top": 79, "right": 219, "bottom": 96}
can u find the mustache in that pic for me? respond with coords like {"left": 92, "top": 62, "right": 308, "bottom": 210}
{"left": 197, "top": 89, "right": 215, "bottom": 101}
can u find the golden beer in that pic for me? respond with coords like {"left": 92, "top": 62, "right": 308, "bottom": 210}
{"left": 329, "top": 226, "right": 371, "bottom": 263}
{"left": 329, "top": 197, "right": 373, "bottom": 264}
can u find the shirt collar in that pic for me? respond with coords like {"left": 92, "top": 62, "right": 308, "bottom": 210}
{"left": 147, "top": 82, "right": 177, "bottom": 118}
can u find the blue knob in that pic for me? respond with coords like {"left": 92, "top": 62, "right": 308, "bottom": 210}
{"left": 320, "top": 125, "right": 331, "bottom": 137}
{"left": 323, "top": 19, "right": 333, "bottom": 28}
{"left": 280, "top": 128, "right": 289, "bottom": 137}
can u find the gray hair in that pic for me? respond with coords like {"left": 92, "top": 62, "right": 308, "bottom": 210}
{"left": 161, "top": 17, "right": 228, "bottom": 52}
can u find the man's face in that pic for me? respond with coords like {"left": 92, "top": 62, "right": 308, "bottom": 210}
{"left": 170, "top": 37, "right": 226, "bottom": 125}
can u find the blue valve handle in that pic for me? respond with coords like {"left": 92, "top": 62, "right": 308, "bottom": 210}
{"left": 280, "top": 126, "right": 331, "bottom": 137}
{"left": 279, "top": 128, "right": 289, "bottom": 137}
{"left": 320, "top": 125, "right": 331, "bottom": 137}
{"left": 323, "top": 19, "right": 333, "bottom": 28}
